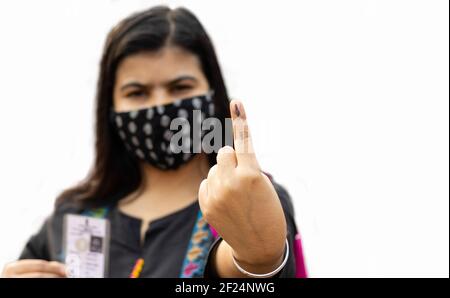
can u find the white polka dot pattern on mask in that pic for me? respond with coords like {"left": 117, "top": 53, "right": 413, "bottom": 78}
{"left": 128, "top": 122, "right": 137, "bottom": 133}
{"left": 145, "top": 138, "right": 153, "bottom": 150}
{"left": 132, "top": 136, "right": 140, "bottom": 146}
{"left": 112, "top": 92, "right": 215, "bottom": 170}
{"left": 163, "top": 130, "right": 173, "bottom": 141}
{"left": 129, "top": 110, "right": 139, "bottom": 119}
{"left": 135, "top": 149, "right": 145, "bottom": 159}
{"left": 119, "top": 130, "right": 126, "bottom": 140}
{"left": 150, "top": 151, "right": 158, "bottom": 161}
{"left": 192, "top": 97, "right": 202, "bottom": 109}
{"left": 115, "top": 116, "right": 123, "bottom": 127}
{"left": 146, "top": 109, "right": 154, "bottom": 120}
{"left": 160, "top": 115, "right": 170, "bottom": 127}
{"left": 143, "top": 123, "right": 152, "bottom": 135}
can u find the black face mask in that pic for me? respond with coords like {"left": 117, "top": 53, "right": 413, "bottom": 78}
{"left": 110, "top": 91, "right": 216, "bottom": 170}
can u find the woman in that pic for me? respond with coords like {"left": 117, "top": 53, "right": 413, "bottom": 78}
{"left": 2, "top": 6, "right": 305, "bottom": 278}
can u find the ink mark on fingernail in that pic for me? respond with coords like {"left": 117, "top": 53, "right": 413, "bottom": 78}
{"left": 235, "top": 104, "right": 241, "bottom": 117}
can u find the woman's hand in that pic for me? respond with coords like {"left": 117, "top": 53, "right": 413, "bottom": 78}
{"left": 1, "top": 260, "right": 66, "bottom": 278}
{"left": 198, "top": 100, "right": 287, "bottom": 277}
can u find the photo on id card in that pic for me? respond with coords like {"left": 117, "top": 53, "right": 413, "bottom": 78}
{"left": 63, "top": 214, "right": 110, "bottom": 278}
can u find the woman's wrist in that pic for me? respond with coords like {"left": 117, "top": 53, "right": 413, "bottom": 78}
{"left": 231, "top": 235, "right": 287, "bottom": 268}
{"left": 231, "top": 250, "right": 285, "bottom": 276}
{"left": 226, "top": 241, "right": 287, "bottom": 277}
{"left": 232, "top": 239, "right": 289, "bottom": 278}
{"left": 212, "top": 236, "right": 288, "bottom": 278}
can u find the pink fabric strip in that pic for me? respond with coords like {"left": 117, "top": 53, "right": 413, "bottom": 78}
{"left": 209, "top": 225, "right": 218, "bottom": 239}
{"left": 294, "top": 233, "right": 308, "bottom": 278}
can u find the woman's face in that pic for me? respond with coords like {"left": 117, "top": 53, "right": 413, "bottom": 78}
{"left": 113, "top": 46, "right": 210, "bottom": 112}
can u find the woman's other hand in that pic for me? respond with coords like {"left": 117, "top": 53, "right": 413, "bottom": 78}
{"left": 1, "top": 260, "right": 66, "bottom": 278}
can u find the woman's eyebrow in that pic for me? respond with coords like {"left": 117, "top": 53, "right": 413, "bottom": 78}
{"left": 120, "top": 81, "right": 146, "bottom": 91}
{"left": 166, "top": 75, "right": 198, "bottom": 86}
{"left": 120, "top": 75, "right": 198, "bottom": 91}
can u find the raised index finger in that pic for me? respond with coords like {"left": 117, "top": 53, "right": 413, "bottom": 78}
{"left": 230, "top": 100, "right": 259, "bottom": 168}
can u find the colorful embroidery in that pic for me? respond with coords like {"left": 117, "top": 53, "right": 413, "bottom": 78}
{"left": 179, "top": 210, "right": 215, "bottom": 278}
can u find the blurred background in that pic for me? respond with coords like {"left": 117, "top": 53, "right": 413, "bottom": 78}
{"left": 0, "top": 0, "right": 448, "bottom": 277}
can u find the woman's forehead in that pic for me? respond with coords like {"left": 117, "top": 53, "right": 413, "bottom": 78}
{"left": 115, "top": 47, "right": 204, "bottom": 85}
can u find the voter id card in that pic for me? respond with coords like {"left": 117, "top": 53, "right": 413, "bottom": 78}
{"left": 63, "top": 214, "right": 110, "bottom": 278}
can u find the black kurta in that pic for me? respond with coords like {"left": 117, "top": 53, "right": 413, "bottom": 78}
{"left": 19, "top": 180, "right": 299, "bottom": 278}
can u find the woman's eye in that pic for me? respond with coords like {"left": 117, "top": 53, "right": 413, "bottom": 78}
{"left": 127, "top": 90, "right": 146, "bottom": 98}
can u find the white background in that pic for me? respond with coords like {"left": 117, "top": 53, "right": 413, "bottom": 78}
{"left": 0, "top": 0, "right": 448, "bottom": 277}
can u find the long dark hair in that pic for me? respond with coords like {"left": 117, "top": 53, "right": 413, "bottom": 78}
{"left": 56, "top": 6, "right": 230, "bottom": 208}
